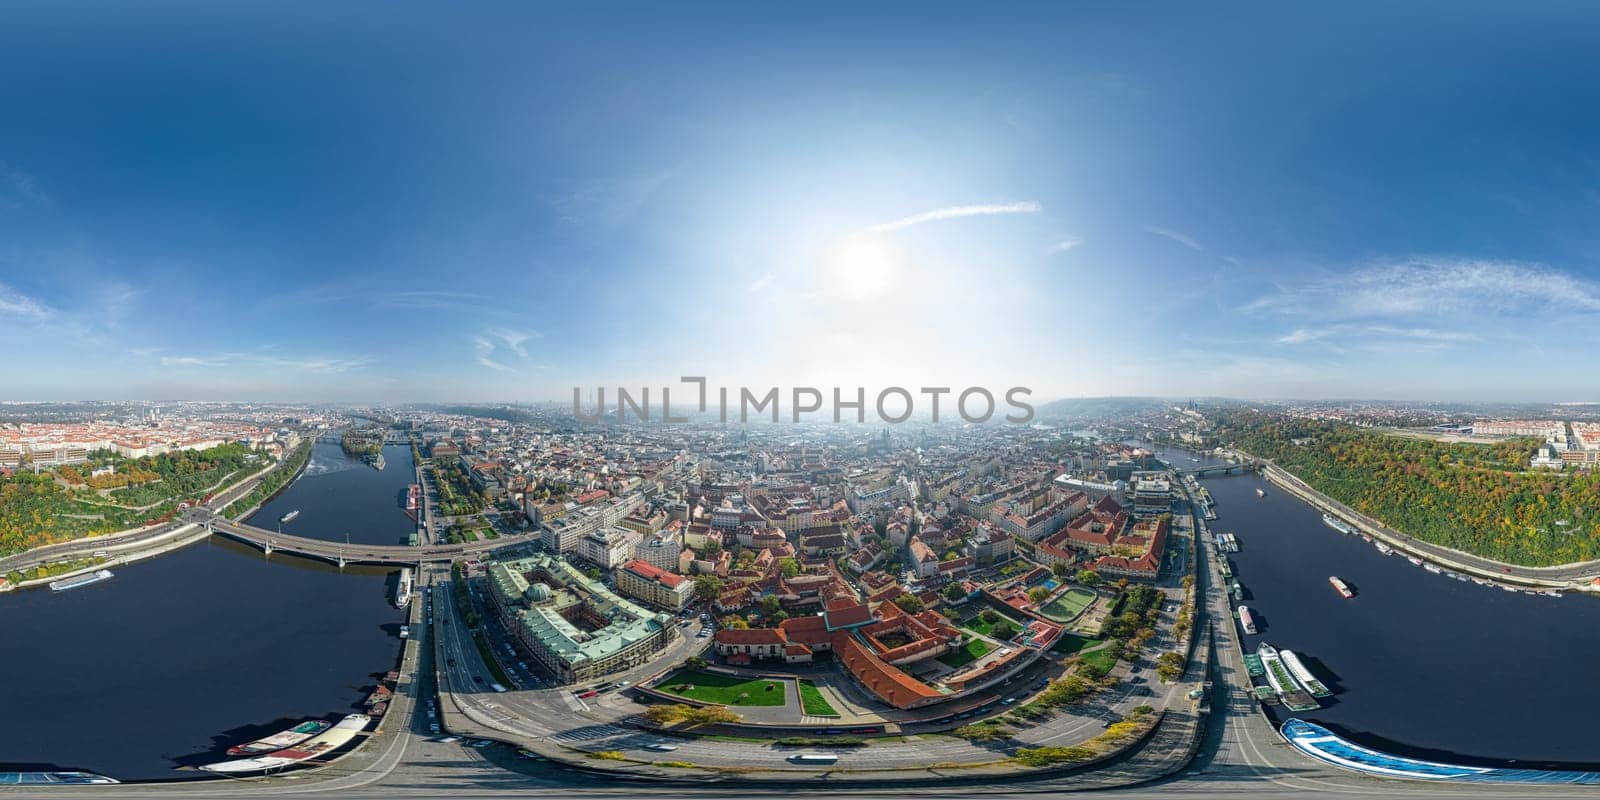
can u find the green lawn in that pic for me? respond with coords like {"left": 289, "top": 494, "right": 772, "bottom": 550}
{"left": 1053, "top": 632, "right": 1101, "bottom": 655}
{"left": 797, "top": 680, "right": 839, "bottom": 716}
{"left": 937, "top": 637, "right": 995, "bottom": 669}
{"left": 964, "top": 613, "right": 1021, "bottom": 641}
{"left": 657, "top": 669, "right": 787, "bottom": 706}
{"left": 1078, "top": 644, "right": 1120, "bottom": 675}
{"left": 1039, "top": 588, "right": 1097, "bottom": 622}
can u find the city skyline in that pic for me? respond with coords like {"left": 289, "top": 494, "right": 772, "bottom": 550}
{"left": 6, "top": 2, "right": 1600, "bottom": 403}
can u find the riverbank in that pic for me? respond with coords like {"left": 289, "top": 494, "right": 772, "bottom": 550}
{"left": 1258, "top": 461, "right": 1600, "bottom": 592}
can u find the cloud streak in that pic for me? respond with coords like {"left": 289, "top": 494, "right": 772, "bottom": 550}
{"left": 866, "top": 201, "right": 1041, "bottom": 233}
{"left": 0, "top": 282, "right": 52, "bottom": 318}
{"left": 1144, "top": 225, "right": 1203, "bottom": 251}
{"left": 1048, "top": 238, "right": 1082, "bottom": 254}
{"left": 156, "top": 351, "right": 373, "bottom": 373}
{"left": 1249, "top": 258, "right": 1600, "bottom": 319}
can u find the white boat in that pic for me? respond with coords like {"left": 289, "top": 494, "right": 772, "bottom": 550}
{"left": 1256, "top": 488, "right": 1265, "bottom": 498}
{"left": 49, "top": 569, "right": 114, "bottom": 592}
{"left": 1374, "top": 542, "right": 1393, "bottom": 556}
{"left": 1407, "top": 556, "right": 1423, "bottom": 566}
{"left": 1279, "top": 649, "right": 1333, "bottom": 697}
{"left": 200, "top": 714, "right": 370, "bottom": 773}
{"left": 279, "top": 509, "right": 300, "bottom": 525}
{"left": 1321, "top": 514, "right": 1355, "bottom": 535}
{"left": 395, "top": 568, "right": 413, "bottom": 609}
{"left": 1424, "top": 563, "right": 1442, "bottom": 574}
{"left": 1238, "top": 605, "right": 1258, "bottom": 635}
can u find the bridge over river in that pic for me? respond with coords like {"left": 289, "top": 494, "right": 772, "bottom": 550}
{"left": 189, "top": 510, "right": 528, "bottom": 567}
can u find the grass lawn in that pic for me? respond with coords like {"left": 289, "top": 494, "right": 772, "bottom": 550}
{"left": 1039, "top": 589, "right": 1097, "bottom": 622}
{"left": 797, "top": 680, "right": 839, "bottom": 716}
{"left": 964, "top": 613, "right": 1021, "bottom": 640}
{"left": 937, "top": 637, "right": 995, "bottom": 669}
{"left": 1078, "top": 644, "right": 1120, "bottom": 675}
{"left": 657, "top": 670, "right": 787, "bottom": 706}
{"left": 1053, "top": 632, "right": 1101, "bottom": 655}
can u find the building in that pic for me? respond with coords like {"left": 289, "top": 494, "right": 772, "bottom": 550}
{"left": 632, "top": 533, "right": 682, "bottom": 572}
{"left": 1129, "top": 472, "right": 1172, "bottom": 518}
{"left": 576, "top": 527, "right": 641, "bottom": 570}
{"left": 616, "top": 559, "right": 694, "bottom": 611}
{"left": 485, "top": 554, "right": 675, "bottom": 684}
{"left": 1473, "top": 419, "right": 1565, "bottom": 440}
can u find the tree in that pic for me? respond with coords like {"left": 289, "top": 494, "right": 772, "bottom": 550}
{"left": 1075, "top": 569, "right": 1101, "bottom": 586}
{"left": 693, "top": 575, "right": 724, "bottom": 602}
{"left": 728, "top": 618, "right": 749, "bottom": 629}
{"left": 685, "top": 655, "right": 709, "bottom": 669}
{"left": 980, "top": 608, "right": 1000, "bottom": 624}
{"left": 893, "top": 593, "right": 925, "bottom": 613}
{"left": 760, "top": 595, "right": 783, "bottom": 616}
{"left": 944, "top": 582, "right": 968, "bottom": 602}
{"left": 1027, "top": 586, "right": 1051, "bottom": 604}
{"left": 778, "top": 557, "right": 799, "bottom": 578}
{"left": 1051, "top": 561, "right": 1072, "bottom": 579}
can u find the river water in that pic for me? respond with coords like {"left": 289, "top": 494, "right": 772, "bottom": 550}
{"left": 1164, "top": 446, "right": 1600, "bottom": 766}
{"left": 0, "top": 443, "right": 412, "bottom": 781}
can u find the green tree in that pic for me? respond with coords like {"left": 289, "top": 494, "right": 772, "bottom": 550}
{"left": 693, "top": 575, "right": 724, "bottom": 602}
{"left": 778, "top": 557, "right": 799, "bottom": 578}
{"left": 893, "top": 593, "right": 925, "bottom": 613}
{"left": 1075, "top": 569, "right": 1101, "bottom": 586}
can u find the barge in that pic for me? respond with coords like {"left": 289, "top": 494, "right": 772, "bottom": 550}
{"left": 49, "top": 569, "right": 114, "bottom": 592}
{"left": 227, "top": 720, "right": 331, "bottom": 756}
{"left": 200, "top": 714, "right": 370, "bottom": 774}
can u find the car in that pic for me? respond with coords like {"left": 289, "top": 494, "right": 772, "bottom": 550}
{"left": 447, "top": 658, "right": 456, "bottom": 665}
{"left": 434, "top": 735, "right": 462, "bottom": 743}
{"left": 955, "top": 712, "right": 973, "bottom": 720}
{"left": 1001, "top": 697, "right": 1017, "bottom": 705}
{"left": 579, "top": 690, "right": 600, "bottom": 699}
{"left": 616, "top": 680, "right": 631, "bottom": 688}
{"left": 643, "top": 743, "right": 679, "bottom": 752}
{"left": 473, "top": 676, "right": 485, "bottom": 684}
{"left": 429, "top": 723, "right": 441, "bottom": 733}
{"left": 472, "top": 739, "right": 493, "bottom": 748}
{"left": 1102, "top": 719, "right": 1115, "bottom": 728}
{"left": 517, "top": 749, "right": 545, "bottom": 760}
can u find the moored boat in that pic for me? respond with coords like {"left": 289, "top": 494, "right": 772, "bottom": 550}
{"left": 49, "top": 569, "right": 114, "bottom": 592}
{"left": 226, "top": 720, "right": 331, "bottom": 755}
{"left": 1328, "top": 576, "right": 1354, "bottom": 599}
{"left": 395, "top": 568, "right": 413, "bottom": 609}
{"left": 1238, "top": 605, "right": 1258, "bottom": 635}
{"left": 200, "top": 714, "right": 370, "bottom": 774}
{"left": 1280, "top": 649, "right": 1333, "bottom": 697}
{"left": 1321, "top": 513, "right": 1355, "bottom": 535}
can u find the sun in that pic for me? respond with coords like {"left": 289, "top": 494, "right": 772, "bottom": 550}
{"left": 832, "top": 237, "right": 896, "bottom": 300}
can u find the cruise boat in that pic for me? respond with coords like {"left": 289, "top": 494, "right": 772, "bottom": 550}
{"left": 1238, "top": 605, "right": 1258, "bottom": 635}
{"left": 227, "top": 720, "right": 332, "bottom": 756}
{"left": 1257, "top": 643, "right": 1319, "bottom": 712}
{"left": 49, "top": 569, "right": 114, "bottom": 592}
{"left": 1279, "top": 649, "right": 1333, "bottom": 697}
{"left": 1328, "top": 576, "right": 1354, "bottom": 599}
{"left": 200, "top": 714, "right": 370, "bottom": 774}
{"left": 395, "top": 568, "right": 413, "bottom": 609}
{"left": 1321, "top": 513, "right": 1355, "bottom": 535}
{"left": 279, "top": 509, "right": 300, "bottom": 525}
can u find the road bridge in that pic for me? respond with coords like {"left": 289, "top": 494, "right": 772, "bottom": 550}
{"left": 192, "top": 510, "right": 528, "bottom": 567}
{"left": 1176, "top": 461, "right": 1261, "bottom": 478}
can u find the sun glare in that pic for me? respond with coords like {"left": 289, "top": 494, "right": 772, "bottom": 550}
{"left": 833, "top": 237, "right": 896, "bottom": 300}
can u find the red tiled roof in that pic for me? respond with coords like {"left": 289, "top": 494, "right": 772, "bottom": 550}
{"left": 621, "top": 559, "right": 686, "bottom": 588}
{"left": 714, "top": 628, "right": 787, "bottom": 646}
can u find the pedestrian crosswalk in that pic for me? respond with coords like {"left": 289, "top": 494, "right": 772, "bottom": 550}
{"left": 547, "top": 724, "right": 626, "bottom": 744}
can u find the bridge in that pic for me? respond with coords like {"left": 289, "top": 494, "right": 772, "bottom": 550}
{"left": 1175, "top": 460, "right": 1261, "bottom": 477}
{"left": 191, "top": 510, "right": 528, "bottom": 567}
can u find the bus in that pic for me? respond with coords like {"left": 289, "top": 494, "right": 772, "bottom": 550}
{"left": 787, "top": 754, "right": 839, "bottom": 765}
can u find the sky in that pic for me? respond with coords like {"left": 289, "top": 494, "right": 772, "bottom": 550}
{"left": 3, "top": 1, "right": 1600, "bottom": 403}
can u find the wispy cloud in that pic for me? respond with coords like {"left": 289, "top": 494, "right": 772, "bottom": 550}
{"left": 1276, "top": 324, "right": 1481, "bottom": 346}
{"left": 748, "top": 273, "right": 774, "bottom": 293}
{"left": 485, "top": 327, "right": 540, "bottom": 357}
{"left": 1249, "top": 258, "right": 1600, "bottom": 319}
{"left": 0, "top": 162, "right": 51, "bottom": 209}
{"left": 473, "top": 336, "right": 512, "bottom": 372}
{"left": 0, "top": 282, "right": 52, "bottom": 318}
{"left": 1144, "top": 225, "right": 1203, "bottom": 251}
{"left": 155, "top": 351, "right": 373, "bottom": 373}
{"left": 866, "top": 201, "right": 1041, "bottom": 234}
{"left": 1047, "top": 238, "right": 1082, "bottom": 255}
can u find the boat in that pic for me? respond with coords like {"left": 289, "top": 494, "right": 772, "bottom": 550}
{"left": 1321, "top": 513, "right": 1355, "bottom": 535}
{"left": 1424, "top": 563, "right": 1442, "bottom": 575}
{"left": 395, "top": 567, "right": 413, "bottom": 609}
{"left": 1328, "top": 576, "right": 1354, "bottom": 599}
{"left": 1501, "top": 585, "right": 1518, "bottom": 593}
{"left": 200, "top": 714, "right": 370, "bottom": 773}
{"left": 1256, "top": 488, "right": 1265, "bottom": 498}
{"left": 1238, "top": 605, "right": 1258, "bottom": 635}
{"left": 1257, "top": 643, "right": 1319, "bottom": 711}
{"left": 1279, "top": 649, "right": 1333, "bottom": 697}
{"left": 49, "top": 569, "right": 114, "bottom": 592}
{"left": 364, "top": 452, "right": 386, "bottom": 471}
{"left": 1374, "top": 542, "right": 1393, "bottom": 556}
{"left": 1407, "top": 556, "right": 1423, "bottom": 566}
{"left": 1229, "top": 579, "right": 1245, "bottom": 601}
{"left": 279, "top": 509, "right": 300, "bottom": 525}
{"left": 226, "top": 720, "right": 332, "bottom": 755}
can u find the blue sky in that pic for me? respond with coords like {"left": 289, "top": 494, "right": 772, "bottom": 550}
{"left": 3, "top": 1, "right": 1600, "bottom": 402}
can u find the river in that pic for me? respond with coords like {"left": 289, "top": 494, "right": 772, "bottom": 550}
{"left": 1162, "top": 445, "right": 1600, "bottom": 767}
{"left": 0, "top": 443, "right": 413, "bottom": 781}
